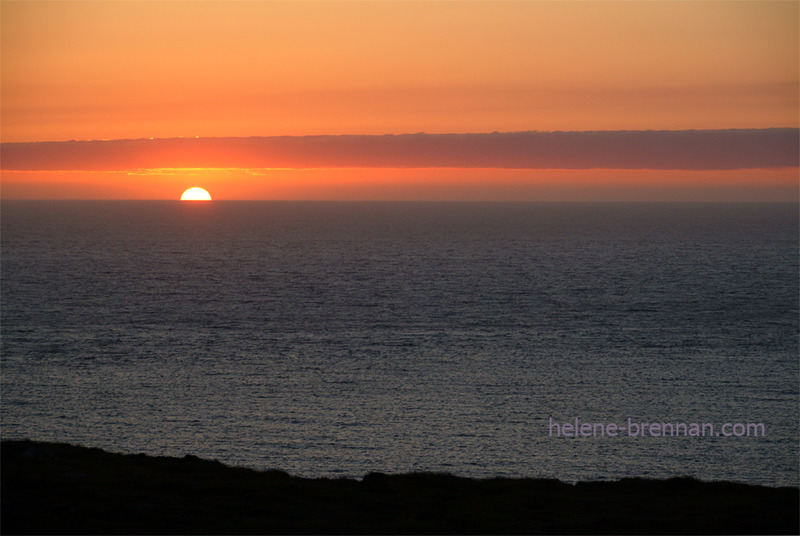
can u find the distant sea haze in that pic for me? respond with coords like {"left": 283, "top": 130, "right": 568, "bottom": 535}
{"left": 2, "top": 129, "right": 797, "bottom": 170}
{"left": 1, "top": 201, "right": 797, "bottom": 486}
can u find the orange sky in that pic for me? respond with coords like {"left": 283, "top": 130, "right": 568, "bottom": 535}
{"left": 3, "top": 167, "right": 796, "bottom": 203}
{"left": 1, "top": 1, "right": 798, "bottom": 200}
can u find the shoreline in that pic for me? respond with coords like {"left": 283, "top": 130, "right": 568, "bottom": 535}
{"left": 2, "top": 439, "right": 798, "bottom": 534}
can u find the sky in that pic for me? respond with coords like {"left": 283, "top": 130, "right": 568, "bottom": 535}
{"left": 1, "top": 0, "right": 798, "bottom": 201}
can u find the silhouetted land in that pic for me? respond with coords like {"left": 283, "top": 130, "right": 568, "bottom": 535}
{"left": 2, "top": 440, "right": 797, "bottom": 534}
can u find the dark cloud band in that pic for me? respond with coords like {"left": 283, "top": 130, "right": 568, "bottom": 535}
{"left": 2, "top": 129, "right": 797, "bottom": 171}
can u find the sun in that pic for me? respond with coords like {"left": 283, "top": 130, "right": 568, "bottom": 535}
{"left": 180, "top": 187, "right": 212, "bottom": 201}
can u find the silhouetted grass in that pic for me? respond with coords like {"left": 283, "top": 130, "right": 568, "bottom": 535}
{"left": 2, "top": 439, "right": 797, "bottom": 534}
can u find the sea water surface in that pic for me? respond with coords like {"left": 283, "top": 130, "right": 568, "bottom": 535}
{"left": 1, "top": 201, "right": 797, "bottom": 486}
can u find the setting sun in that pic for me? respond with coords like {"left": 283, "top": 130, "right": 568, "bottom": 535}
{"left": 180, "top": 187, "right": 212, "bottom": 201}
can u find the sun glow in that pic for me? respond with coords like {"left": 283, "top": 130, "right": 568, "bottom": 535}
{"left": 180, "top": 187, "right": 212, "bottom": 201}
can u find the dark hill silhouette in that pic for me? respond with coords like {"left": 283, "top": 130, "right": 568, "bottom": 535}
{"left": 2, "top": 439, "right": 797, "bottom": 534}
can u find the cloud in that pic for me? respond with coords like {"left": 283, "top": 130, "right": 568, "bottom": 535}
{"left": 2, "top": 129, "right": 797, "bottom": 171}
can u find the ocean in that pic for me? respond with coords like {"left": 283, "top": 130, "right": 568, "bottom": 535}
{"left": 1, "top": 201, "right": 797, "bottom": 486}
